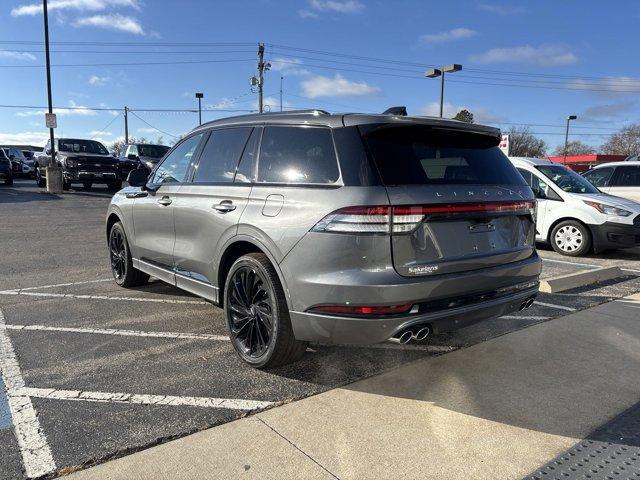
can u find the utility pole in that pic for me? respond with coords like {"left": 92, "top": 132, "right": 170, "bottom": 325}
{"left": 42, "top": 0, "right": 63, "bottom": 193}
{"left": 257, "top": 43, "right": 270, "bottom": 113}
{"left": 280, "top": 75, "right": 284, "bottom": 112}
{"left": 124, "top": 106, "right": 129, "bottom": 144}
{"left": 564, "top": 115, "right": 577, "bottom": 165}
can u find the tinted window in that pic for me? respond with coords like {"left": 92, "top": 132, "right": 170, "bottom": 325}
{"left": 235, "top": 127, "right": 260, "bottom": 183}
{"left": 612, "top": 166, "right": 640, "bottom": 186}
{"left": 517, "top": 168, "right": 554, "bottom": 199}
{"left": 138, "top": 144, "right": 170, "bottom": 158}
{"left": 363, "top": 126, "right": 526, "bottom": 186}
{"left": 583, "top": 167, "right": 613, "bottom": 188}
{"left": 193, "top": 128, "right": 252, "bottom": 183}
{"left": 258, "top": 126, "right": 339, "bottom": 184}
{"left": 151, "top": 134, "right": 203, "bottom": 185}
{"left": 59, "top": 139, "right": 108, "bottom": 155}
{"left": 536, "top": 164, "right": 598, "bottom": 194}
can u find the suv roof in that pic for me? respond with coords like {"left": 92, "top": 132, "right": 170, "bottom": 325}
{"left": 589, "top": 160, "right": 640, "bottom": 169}
{"left": 192, "top": 110, "right": 501, "bottom": 137}
{"left": 509, "top": 156, "right": 555, "bottom": 167}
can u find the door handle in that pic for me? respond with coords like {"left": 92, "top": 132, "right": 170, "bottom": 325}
{"left": 212, "top": 200, "right": 236, "bottom": 213}
{"left": 157, "top": 196, "right": 172, "bottom": 206}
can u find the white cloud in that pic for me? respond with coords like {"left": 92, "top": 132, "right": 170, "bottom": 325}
{"left": 136, "top": 127, "right": 157, "bottom": 134}
{"left": 301, "top": 74, "right": 381, "bottom": 98}
{"left": 567, "top": 76, "right": 640, "bottom": 96}
{"left": 11, "top": 0, "right": 140, "bottom": 16}
{"left": 270, "top": 57, "right": 309, "bottom": 76}
{"left": 306, "top": 0, "right": 364, "bottom": 14}
{"left": 478, "top": 3, "right": 526, "bottom": 15}
{"left": 0, "top": 50, "right": 36, "bottom": 61}
{"left": 419, "top": 102, "right": 503, "bottom": 123}
{"left": 254, "top": 96, "right": 291, "bottom": 112}
{"left": 16, "top": 100, "right": 97, "bottom": 117}
{"left": 470, "top": 45, "right": 578, "bottom": 66}
{"left": 88, "top": 75, "right": 110, "bottom": 86}
{"left": 74, "top": 14, "right": 144, "bottom": 35}
{"left": 420, "top": 28, "right": 478, "bottom": 45}
{"left": 0, "top": 131, "right": 50, "bottom": 145}
{"left": 298, "top": 9, "right": 319, "bottom": 18}
{"left": 90, "top": 130, "right": 112, "bottom": 136}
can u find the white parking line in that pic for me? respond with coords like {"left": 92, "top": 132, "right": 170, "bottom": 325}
{"left": 541, "top": 258, "right": 600, "bottom": 269}
{"left": 0, "top": 309, "right": 56, "bottom": 479}
{"left": 1, "top": 324, "right": 228, "bottom": 342}
{"left": 11, "top": 278, "right": 112, "bottom": 292}
{"left": 533, "top": 301, "right": 577, "bottom": 312}
{"left": 0, "top": 290, "right": 208, "bottom": 305}
{"left": 20, "top": 387, "right": 272, "bottom": 411}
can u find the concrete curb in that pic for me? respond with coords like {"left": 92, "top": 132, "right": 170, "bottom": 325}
{"left": 539, "top": 266, "right": 623, "bottom": 293}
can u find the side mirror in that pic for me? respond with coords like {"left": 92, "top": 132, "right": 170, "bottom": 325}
{"left": 127, "top": 154, "right": 139, "bottom": 160}
{"left": 126, "top": 168, "right": 149, "bottom": 188}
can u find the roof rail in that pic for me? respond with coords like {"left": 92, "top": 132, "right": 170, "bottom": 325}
{"left": 263, "top": 109, "right": 330, "bottom": 115}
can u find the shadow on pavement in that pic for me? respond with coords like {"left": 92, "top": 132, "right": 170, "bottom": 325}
{"left": 0, "top": 186, "right": 61, "bottom": 204}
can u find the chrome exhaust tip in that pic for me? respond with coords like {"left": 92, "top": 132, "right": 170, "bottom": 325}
{"left": 414, "top": 326, "right": 431, "bottom": 341}
{"left": 398, "top": 330, "right": 414, "bottom": 344}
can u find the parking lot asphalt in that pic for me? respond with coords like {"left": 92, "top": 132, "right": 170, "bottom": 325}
{"left": 2, "top": 178, "right": 640, "bottom": 479}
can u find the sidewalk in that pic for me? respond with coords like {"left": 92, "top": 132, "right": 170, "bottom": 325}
{"left": 69, "top": 293, "right": 640, "bottom": 480}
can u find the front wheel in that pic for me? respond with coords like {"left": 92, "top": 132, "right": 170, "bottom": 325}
{"left": 224, "top": 253, "right": 307, "bottom": 369}
{"left": 109, "top": 222, "right": 149, "bottom": 287}
{"left": 36, "top": 168, "right": 46, "bottom": 188}
{"left": 550, "top": 220, "right": 592, "bottom": 256}
{"left": 108, "top": 181, "right": 122, "bottom": 191}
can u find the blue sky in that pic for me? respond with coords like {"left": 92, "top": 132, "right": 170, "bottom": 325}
{"left": 1, "top": 0, "right": 640, "bottom": 152}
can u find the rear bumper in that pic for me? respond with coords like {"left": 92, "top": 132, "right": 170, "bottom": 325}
{"left": 589, "top": 221, "right": 640, "bottom": 251}
{"left": 290, "top": 285, "right": 539, "bottom": 344}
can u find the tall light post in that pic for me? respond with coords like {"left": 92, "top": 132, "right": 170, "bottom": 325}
{"left": 280, "top": 75, "right": 284, "bottom": 112}
{"left": 195, "top": 92, "right": 204, "bottom": 125}
{"left": 564, "top": 115, "right": 577, "bottom": 164}
{"left": 425, "top": 64, "right": 462, "bottom": 118}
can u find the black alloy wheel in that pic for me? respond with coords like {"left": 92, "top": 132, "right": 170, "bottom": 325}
{"left": 109, "top": 226, "right": 127, "bottom": 282}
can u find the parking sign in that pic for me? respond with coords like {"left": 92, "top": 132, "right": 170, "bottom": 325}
{"left": 45, "top": 113, "right": 57, "bottom": 129}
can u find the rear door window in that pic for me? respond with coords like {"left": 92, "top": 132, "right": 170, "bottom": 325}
{"left": 151, "top": 133, "right": 204, "bottom": 185}
{"left": 611, "top": 165, "right": 640, "bottom": 186}
{"left": 193, "top": 127, "right": 252, "bottom": 183}
{"left": 583, "top": 167, "right": 613, "bottom": 188}
{"left": 362, "top": 125, "right": 526, "bottom": 186}
{"left": 257, "top": 126, "right": 340, "bottom": 184}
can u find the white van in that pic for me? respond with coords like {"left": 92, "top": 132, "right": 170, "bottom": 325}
{"left": 582, "top": 161, "right": 640, "bottom": 203}
{"left": 510, "top": 157, "right": 640, "bottom": 256}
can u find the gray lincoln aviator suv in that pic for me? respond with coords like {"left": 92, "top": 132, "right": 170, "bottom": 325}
{"left": 106, "top": 110, "right": 541, "bottom": 368}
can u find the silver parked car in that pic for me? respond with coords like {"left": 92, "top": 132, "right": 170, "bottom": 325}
{"left": 106, "top": 110, "right": 541, "bottom": 368}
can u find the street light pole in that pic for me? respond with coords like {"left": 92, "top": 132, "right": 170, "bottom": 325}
{"left": 425, "top": 64, "right": 462, "bottom": 118}
{"left": 42, "top": 0, "right": 63, "bottom": 193}
{"left": 195, "top": 92, "right": 204, "bottom": 125}
{"left": 564, "top": 115, "right": 577, "bottom": 165}
{"left": 280, "top": 75, "right": 283, "bottom": 112}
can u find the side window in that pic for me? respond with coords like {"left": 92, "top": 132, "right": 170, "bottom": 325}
{"left": 193, "top": 127, "right": 252, "bottom": 183}
{"left": 235, "top": 127, "right": 260, "bottom": 183}
{"left": 583, "top": 167, "right": 613, "bottom": 188}
{"left": 128, "top": 145, "right": 138, "bottom": 156}
{"left": 151, "top": 134, "right": 203, "bottom": 185}
{"left": 518, "top": 168, "right": 549, "bottom": 199}
{"left": 612, "top": 166, "right": 640, "bottom": 186}
{"left": 257, "top": 126, "right": 339, "bottom": 184}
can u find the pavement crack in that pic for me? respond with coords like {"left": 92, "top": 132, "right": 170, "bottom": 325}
{"left": 256, "top": 417, "right": 340, "bottom": 480}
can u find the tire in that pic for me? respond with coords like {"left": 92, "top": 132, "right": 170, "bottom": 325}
{"left": 36, "top": 169, "right": 46, "bottom": 188}
{"left": 82, "top": 182, "right": 92, "bottom": 190}
{"left": 550, "top": 220, "right": 592, "bottom": 256}
{"left": 62, "top": 178, "right": 70, "bottom": 191}
{"left": 108, "top": 222, "right": 149, "bottom": 288}
{"left": 224, "top": 253, "right": 307, "bottom": 369}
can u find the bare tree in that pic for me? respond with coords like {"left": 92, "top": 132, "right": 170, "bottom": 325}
{"left": 601, "top": 123, "right": 640, "bottom": 156}
{"left": 453, "top": 109, "right": 474, "bottom": 123}
{"left": 110, "top": 136, "right": 148, "bottom": 157}
{"left": 552, "top": 140, "right": 596, "bottom": 156}
{"left": 506, "top": 126, "right": 547, "bottom": 157}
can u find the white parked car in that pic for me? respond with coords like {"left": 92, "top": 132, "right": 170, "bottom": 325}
{"left": 582, "top": 161, "right": 640, "bottom": 203}
{"left": 510, "top": 157, "right": 640, "bottom": 256}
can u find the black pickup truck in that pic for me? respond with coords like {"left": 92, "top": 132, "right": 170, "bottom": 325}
{"left": 36, "top": 138, "right": 122, "bottom": 190}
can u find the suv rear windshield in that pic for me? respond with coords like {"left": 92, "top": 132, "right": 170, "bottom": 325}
{"left": 59, "top": 139, "right": 108, "bottom": 155}
{"left": 362, "top": 125, "right": 526, "bottom": 186}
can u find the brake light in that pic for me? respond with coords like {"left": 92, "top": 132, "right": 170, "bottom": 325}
{"left": 308, "top": 303, "right": 413, "bottom": 316}
{"left": 311, "top": 200, "right": 536, "bottom": 234}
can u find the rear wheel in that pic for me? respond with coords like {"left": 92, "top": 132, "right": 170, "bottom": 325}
{"left": 551, "top": 220, "right": 592, "bottom": 256}
{"left": 108, "top": 181, "right": 122, "bottom": 191}
{"left": 62, "top": 178, "right": 70, "bottom": 190}
{"left": 109, "top": 222, "right": 149, "bottom": 287}
{"left": 224, "top": 253, "right": 307, "bottom": 369}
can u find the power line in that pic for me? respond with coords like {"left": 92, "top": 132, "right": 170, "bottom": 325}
{"left": 128, "top": 110, "right": 178, "bottom": 138}
{"left": 0, "top": 104, "right": 254, "bottom": 112}
{"left": 90, "top": 112, "right": 122, "bottom": 140}
{"left": 0, "top": 58, "right": 255, "bottom": 68}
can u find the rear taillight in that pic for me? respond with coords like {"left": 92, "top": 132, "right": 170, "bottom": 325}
{"left": 308, "top": 303, "right": 413, "bottom": 316}
{"left": 311, "top": 200, "right": 537, "bottom": 234}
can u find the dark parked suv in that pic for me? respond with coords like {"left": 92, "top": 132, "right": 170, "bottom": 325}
{"left": 106, "top": 110, "right": 541, "bottom": 368}
{"left": 0, "top": 149, "right": 13, "bottom": 185}
{"left": 37, "top": 138, "right": 122, "bottom": 190}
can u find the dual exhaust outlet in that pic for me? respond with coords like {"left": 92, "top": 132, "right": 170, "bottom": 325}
{"left": 390, "top": 325, "right": 431, "bottom": 345}
{"left": 519, "top": 297, "right": 536, "bottom": 311}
